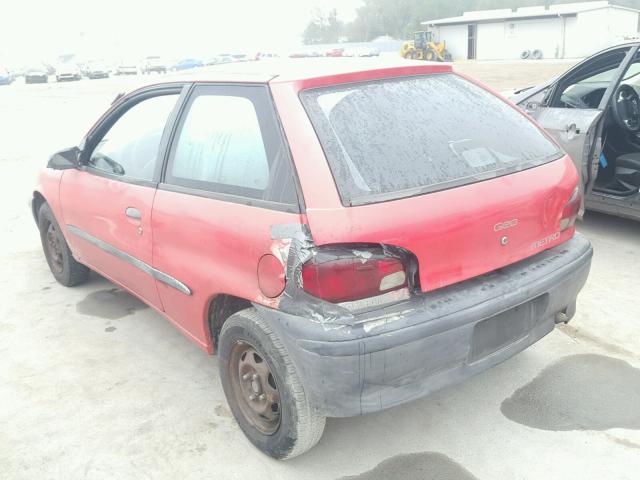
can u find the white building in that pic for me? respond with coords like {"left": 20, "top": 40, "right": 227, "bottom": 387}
{"left": 422, "top": 1, "right": 639, "bottom": 61}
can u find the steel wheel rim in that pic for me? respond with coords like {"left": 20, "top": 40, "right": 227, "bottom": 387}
{"left": 229, "top": 341, "right": 281, "bottom": 435}
{"left": 45, "top": 223, "right": 64, "bottom": 274}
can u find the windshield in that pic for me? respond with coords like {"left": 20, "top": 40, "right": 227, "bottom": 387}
{"left": 301, "top": 73, "right": 563, "bottom": 206}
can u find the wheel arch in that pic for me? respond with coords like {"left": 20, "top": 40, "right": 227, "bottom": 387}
{"left": 32, "top": 191, "right": 47, "bottom": 224}
{"left": 207, "top": 294, "right": 253, "bottom": 353}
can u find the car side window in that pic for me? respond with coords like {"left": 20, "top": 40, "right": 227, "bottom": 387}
{"left": 87, "top": 94, "right": 179, "bottom": 181}
{"left": 551, "top": 47, "right": 631, "bottom": 109}
{"left": 164, "top": 85, "right": 299, "bottom": 206}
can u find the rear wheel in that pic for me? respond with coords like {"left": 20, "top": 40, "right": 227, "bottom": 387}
{"left": 425, "top": 49, "right": 437, "bottom": 61}
{"left": 218, "top": 308, "right": 325, "bottom": 459}
{"left": 38, "top": 203, "right": 89, "bottom": 286}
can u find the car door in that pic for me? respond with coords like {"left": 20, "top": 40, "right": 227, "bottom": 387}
{"left": 151, "top": 84, "right": 302, "bottom": 348}
{"left": 519, "top": 45, "right": 638, "bottom": 205}
{"left": 59, "top": 85, "right": 186, "bottom": 310}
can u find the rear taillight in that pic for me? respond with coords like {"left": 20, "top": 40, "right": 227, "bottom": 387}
{"left": 301, "top": 246, "right": 410, "bottom": 303}
{"left": 560, "top": 186, "right": 581, "bottom": 231}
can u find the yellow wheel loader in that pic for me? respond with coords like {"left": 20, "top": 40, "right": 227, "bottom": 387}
{"left": 400, "top": 31, "right": 452, "bottom": 61}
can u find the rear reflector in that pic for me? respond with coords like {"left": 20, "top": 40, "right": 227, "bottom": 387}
{"left": 301, "top": 246, "right": 409, "bottom": 303}
{"left": 560, "top": 186, "right": 581, "bottom": 231}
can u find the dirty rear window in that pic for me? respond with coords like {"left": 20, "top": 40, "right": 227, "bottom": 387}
{"left": 300, "top": 73, "right": 563, "bottom": 206}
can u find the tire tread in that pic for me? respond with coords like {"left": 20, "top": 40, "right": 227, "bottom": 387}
{"left": 38, "top": 203, "right": 89, "bottom": 287}
{"left": 220, "top": 308, "right": 325, "bottom": 459}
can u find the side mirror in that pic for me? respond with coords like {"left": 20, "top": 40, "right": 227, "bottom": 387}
{"left": 47, "top": 146, "right": 82, "bottom": 170}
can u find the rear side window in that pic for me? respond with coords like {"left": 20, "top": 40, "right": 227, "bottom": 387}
{"left": 171, "top": 95, "right": 269, "bottom": 190}
{"left": 165, "top": 85, "right": 299, "bottom": 207}
{"left": 301, "top": 73, "right": 562, "bottom": 206}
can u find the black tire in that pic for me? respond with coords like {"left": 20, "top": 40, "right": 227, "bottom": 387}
{"left": 520, "top": 50, "right": 531, "bottom": 59}
{"left": 531, "top": 49, "right": 543, "bottom": 60}
{"left": 38, "top": 203, "right": 90, "bottom": 286}
{"left": 218, "top": 308, "right": 325, "bottom": 459}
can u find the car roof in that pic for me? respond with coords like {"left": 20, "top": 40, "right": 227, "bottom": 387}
{"left": 120, "top": 58, "right": 453, "bottom": 94}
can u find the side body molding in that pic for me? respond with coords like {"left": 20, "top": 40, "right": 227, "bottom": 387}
{"left": 66, "top": 225, "right": 192, "bottom": 296}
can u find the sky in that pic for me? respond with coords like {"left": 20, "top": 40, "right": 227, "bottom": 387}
{"left": 0, "top": 0, "right": 363, "bottom": 65}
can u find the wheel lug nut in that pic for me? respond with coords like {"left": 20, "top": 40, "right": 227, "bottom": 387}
{"left": 258, "top": 394, "right": 265, "bottom": 401}
{"left": 242, "top": 373, "right": 250, "bottom": 381}
{"left": 249, "top": 394, "right": 257, "bottom": 401}
{"left": 252, "top": 373, "right": 259, "bottom": 380}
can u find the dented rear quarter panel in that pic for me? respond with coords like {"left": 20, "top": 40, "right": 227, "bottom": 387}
{"left": 150, "top": 189, "right": 306, "bottom": 351}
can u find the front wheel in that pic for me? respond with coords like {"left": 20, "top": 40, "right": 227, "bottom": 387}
{"left": 38, "top": 203, "right": 89, "bottom": 286}
{"left": 218, "top": 308, "right": 325, "bottom": 459}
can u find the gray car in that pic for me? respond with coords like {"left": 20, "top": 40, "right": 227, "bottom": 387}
{"left": 511, "top": 42, "right": 640, "bottom": 221}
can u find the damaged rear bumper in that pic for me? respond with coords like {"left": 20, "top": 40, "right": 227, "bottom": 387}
{"left": 255, "top": 233, "right": 593, "bottom": 417}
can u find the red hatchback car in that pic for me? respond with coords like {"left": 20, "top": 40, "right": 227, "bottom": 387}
{"left": 32, "top": 61, "right": 592, "bottom": 459}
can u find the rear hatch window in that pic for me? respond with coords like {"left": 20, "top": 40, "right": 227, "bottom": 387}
{"left": 300, "top": 73, "right": 563, "bottom": 206}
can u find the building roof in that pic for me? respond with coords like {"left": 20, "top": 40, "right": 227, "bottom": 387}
{"left": 422, "top": 1, "right": 639, "bottom": 26}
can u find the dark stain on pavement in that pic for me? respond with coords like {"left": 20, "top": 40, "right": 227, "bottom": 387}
{"left": 104, "top": 326, "right": 116, "bottom": 332}
{"left": 339, "top": 452, "right": 478, "bottom": 480}
{"left": 77, "top": 288, "right": 148, "bottom": 320}
{"left": 501, "top": 354, "right": 640, "bottom": 431}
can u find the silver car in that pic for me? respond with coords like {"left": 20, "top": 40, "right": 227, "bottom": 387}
{"left": 511, "top": 42, "right": 640, "bottom": 221}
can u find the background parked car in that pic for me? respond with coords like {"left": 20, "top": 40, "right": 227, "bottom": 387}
{"left": 8, "top": 66, "right": 25, "bottom": 78}
{"left": 116, "top": 62, "right": 138, "bottom": 75}
{"left": 326, "top": 48, "right": 344, "bottom": 57}
{"left": 56, "top": 63, "right": 81, "bottom": 81}
{"left": 216, "top": 53, "right": 234, "bottom": 64}
{"left": 0, "top": 68, "right": 12, "bottom": 85}
{"left": 141, "top": 56, "right": 167, "bottom": 74}
{"left": 86, "top": 61, "right": 110, "bottom": 79}
{"left": 205, "top": 56, "right": 222, "bottom": 65}
{"left": 357, "top": 47, "right": 380, "bottom": 57}
{"left": 24, "top": 67, "right": 48, "bottom": 83}
{"left": 172, "top": 58, "right": 204, "bottom": 71}
{"left": 254, "top": 52, "right": 279, "bottom": 60}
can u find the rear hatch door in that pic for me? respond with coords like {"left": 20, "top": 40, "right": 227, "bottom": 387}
{"left": 299, "top": 73, "right": 579, "bottom": 292}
